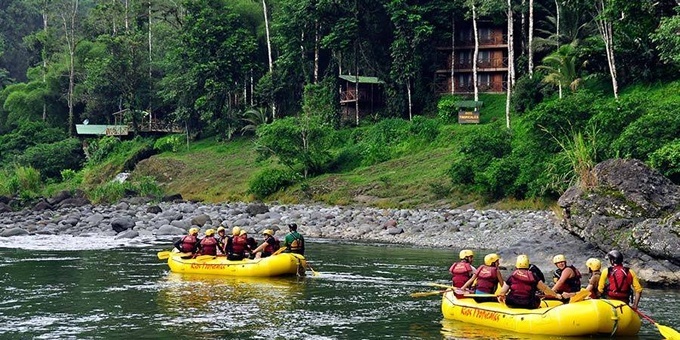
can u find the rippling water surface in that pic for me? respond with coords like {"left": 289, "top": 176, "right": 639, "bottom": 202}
{"left": 0, "top": 237, "right": 677, "bottom": 339}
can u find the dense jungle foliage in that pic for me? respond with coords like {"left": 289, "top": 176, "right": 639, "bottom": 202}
{"left": 2, "top": 0, "right": 680, "bottom": 207}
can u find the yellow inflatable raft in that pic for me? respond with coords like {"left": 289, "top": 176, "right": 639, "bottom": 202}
{"left": 441, "top": 291, "right": 641, "bottom": 336}
{"left": 164, "top": 252, "right": 307, "bottom": 277}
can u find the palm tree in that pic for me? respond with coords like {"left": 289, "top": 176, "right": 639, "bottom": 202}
{"left": 537, "top": 43, "right": 581, "bottom": 98}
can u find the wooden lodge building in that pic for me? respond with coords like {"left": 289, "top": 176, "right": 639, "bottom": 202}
{"left": 434, "top": 21, "right": 508, "bottom": 95}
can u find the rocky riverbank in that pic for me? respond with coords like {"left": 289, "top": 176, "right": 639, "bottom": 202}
{"left": 1, "top": 198, "right": 678, "bottom": 287}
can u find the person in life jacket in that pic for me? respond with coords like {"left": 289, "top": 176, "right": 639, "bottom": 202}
{"left": 597, "top": 250, "right": 643, "bottom": 309}
{"left": 449, "top": 249, "right": 476, "bottom": 288}
{"left": 283, "top": 223, "right": 305, "bottom": 255}
{"left": 198, "top": 229, "right": 218, "bottom": 256}
{"left": 227, "top": 226, "right": 247, "bottom": 261}
{"left": 252, "top": 229, "right": 280, "bottom": 259}
{"left": 551, "top": 254, "right": 582, "bottom": 296}
{"left": 584, "top": 258, "right": 602, "bottom": 299}
{"left": 216, "top": 226, "right": 228, "bottom": 255}
{"left": 173, "top": 227, "right": 200, "bottom": 253}
{"left": 460, "top": 253, "right": 504, "bottom": 296}
{"left": 497, "top": 254, "right": 561, "bottom": 309}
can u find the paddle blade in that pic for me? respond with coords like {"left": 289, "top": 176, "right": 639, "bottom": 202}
{"left": 569, "top": 289, "right": 591, "bottom": 303}
{"left": 411, "top": 290, "right": 447, "bottom": 298}
{"left": 657, "top": 323, "right": 680, "bottom": 340}
{"left": 157, "top": 251, "right": 171, "bottom": 260}
{"left": 429, "top": 283, "right": 454, "bottom": 289}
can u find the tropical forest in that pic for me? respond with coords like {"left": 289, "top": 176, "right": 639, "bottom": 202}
{"left": 2, "top": 0, "right": 680, "bottom": 209}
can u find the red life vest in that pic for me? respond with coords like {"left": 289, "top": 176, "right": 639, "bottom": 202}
{"left": 475, "top": 265, "right": 499, "bottom": 293}
{"left": 180, "top": 235, "right": 198, "bottom": 253}
{"left": 450, "top": 261, "right": 473, "bottom": 288}
{"left": 200, "top": 236, "right": 218, "bottom": 256}
{"left": 508, "top": 269, "right": 537, "bottom": 302}
{"left": 553, "top": 265, "right": 582, "bottom": 293}
{"left": 264, "top": 237, "right": 280, "bottom": 254}
{"left": 606, "top": 265, "right": 633, "bottom": 302}
{"left": 231, "top": 235, "right": 247, "bottom": 254}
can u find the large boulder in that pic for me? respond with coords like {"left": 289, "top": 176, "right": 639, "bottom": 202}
{"left": 558, "top": 158, "right": 680, "bottom": 286}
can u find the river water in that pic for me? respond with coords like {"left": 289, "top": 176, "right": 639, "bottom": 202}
{"left": 0, "top": 237, "right": 678, "bottom": 339}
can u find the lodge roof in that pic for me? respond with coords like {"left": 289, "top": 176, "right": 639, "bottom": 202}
{"left": 339, "top": 75, "right": 384, "bottom": 84}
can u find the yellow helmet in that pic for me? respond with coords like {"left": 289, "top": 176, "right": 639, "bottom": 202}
{"left": 262, "top": 229, "right": 274, "bottom": 236}
{"left": 217, "top": 226, "right": 226, "bottom": 233}
{"left": 189, "top": 227, "right": 199, "bottom": 235}
{"left": 239, "top": 230, "right": 247, "bottom": 236}
{"left": 459, "top": 249, "right": 474, "bottom": 259}
{"left": 586, "top": 258, "right": 601, "bottom": 271}
{"left": 232, "top": 226, "right": 241, "bottom": 236}
{"left": 205, "top": 228, "right": 215, "bottom": 236}
{"left": 552, "top": 254, "right": 567, "bottom": 264}
{"left": 516, "top": 254, "right": 530, "bottom": 269}
{"left": 484, "top": 253, "right": 500, "bottom": 266}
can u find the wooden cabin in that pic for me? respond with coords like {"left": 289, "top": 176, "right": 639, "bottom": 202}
{"left": 435, "top": 21, "right": 508, "bottom": 95}
{"left": 339, "top": 75, "right": 385, "bottom": 123}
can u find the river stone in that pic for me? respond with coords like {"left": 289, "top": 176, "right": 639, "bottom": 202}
{"left": 170, "top": 220, "right": 189, "bottom": 229}
{"left": 387, "top": 227, "right": 403, "bottom": 235}
{"left": 191, "top": 214, "right": 211, "bottom": 227}
{"left": 246, "top": 203, "right": 269, "bottom": 216}
{"left": 156, "top": 225, "right": 185, "bottom": 235}
{"left": 147, "top": 205, "right": 162, "bottom": 214}
{"left": 115, "top": 230, "right": 139, "bottom": 239}
{"left": 0, "top": 202, "right": 12, "bottom": 213}
{"left": 1, "top": 228, "right": 29, "bottom": 237}
{"left": 85, "top": 214, "right": 105, "bottom": 225}
{"left": 47, "top": 190, "right": 71, "bottom": 205}
{"left": 115, "top": 202, "right": 130, "bottom": 211}
{"left": 111, "top": 217, "right": 135, "bottom": 233}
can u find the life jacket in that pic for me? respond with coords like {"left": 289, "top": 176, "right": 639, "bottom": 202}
{"left": 475, "top": 265, "right": 499, "bottom": 294}
{"left": 450, "top": 261, "right": 473, "bottom": 288}
{"left": 288, "top": 232, "right": 305, "bottom": 254}
{"left": 264, "top": 237, "right": 280, "bottom": 254}
{"left": 553, "top": 265, "right": 582, "bottom": 293}
{"left": 508, "top": 269, "right": 537, "bottom": 303}
{"left": 605, "top": 265, "right": 633, "bottom": 302}
{"left": 180, "top": 235, "right": 198, "bottom": 253}
{"left": 200, "top": 236, "right": 218, "bottom": 256}
{"left": 231, "top": 235, "right": 247, "bottom": 254}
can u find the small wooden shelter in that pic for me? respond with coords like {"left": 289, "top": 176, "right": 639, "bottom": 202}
{"left": 339, "top": 75, "right": 385, "bottom": 123}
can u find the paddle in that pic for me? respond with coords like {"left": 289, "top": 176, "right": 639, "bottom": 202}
{"left": 157, "top": 250, "right": 191, "bottom": 260}
{"left": 429, "top": 283, "right": 455, "bottom": 289}
{"left": 411, "top": 289, "right": 451, "bottom": 298}
{"left": 195, "top": 255, "right": 216, "bottom": 262}
{"left": 568, "top": 289, "right": 591, "bottom": 303}
{"left": 634, "top": 308, "right": 680, "bottom": 340}
{"left": 306, "top": 262, "right": 320, "bottom": 276}
{"left": 273, "top": 246, "right": 287, "bottom": 256}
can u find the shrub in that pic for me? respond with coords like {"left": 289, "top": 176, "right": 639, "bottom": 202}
{"left": 612, "top": 106, "right": 680, "bottom": 161}
{"left": 474, "top": 155, "right": 521, "bottom": 199}
{"left": 437, "top": 94, "right": 460, "bottom": 122}
{"left": 409, "top": 116, "right": 441, "bottom": 142}
{"left": 153, "top": 134, "right": 183, "bottom": 153}
{"left": 86, "top": 136, "right": 121, "bottom": 164}
{"left": 18, "top": 138, "right": 85, "bottom": 179}
{"left": 511, "top": 74, "right": 546, "bottom": 114}
{"left": 2, "top": 165, "right": 42, "bottom": 196}
{"left": 357, "top": 118, "right": 410, "bottom": 166}
{"left": 649, "top": 140, "right": 680, "bottom": 184}
{"left": 248, "top": 168, "right": 298, "bottom": 198}
{"left": 448, "top": 125, "right": 513, "bottom": 186}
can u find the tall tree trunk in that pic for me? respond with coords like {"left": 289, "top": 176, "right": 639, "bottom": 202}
{"left": 407, "top": 79, "right": 412, "bottom": 121}
{"left": 595, "top": 0, "right": 618, "bottom": 99}
{"left": 555, "top": 0, "right": 562, "bottom": 97}
{"left": 528, "top": 0, "right": 534, "bottom": 78}
{"left": 506, "top": 0, "right": 513, "bottom": 129}
{"left": 42, "top": 5, "right": 48, "bottom": 121}
{"left": 148, "top": 0, "right": 153, "bottom": 123}
{"left": 262, "top": 0, "right": 276, "bottom": 119}
{"left": 354, "top": 44, "right": 359, "bottom": 126}
{"left": 125, "top": 0, "right": 129, "bottom": 32}
{"left": 451, "top": 15, "right": 455, "bottom": 95}
{"left": 314, "top": 20, "right": 319, "bottom": 84}
{"left": 61, "top": 0, "right": 79, "bottom": 136}
{"left": 472, "top": 2, "right": 479, "bottom": 101}
{"left": 521, "top": 0, "right": 526, "bottom": 54}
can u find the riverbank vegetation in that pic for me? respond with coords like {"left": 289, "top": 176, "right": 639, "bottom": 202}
{"left": 2, "top": 0, "right": 680, "bottom": 209}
